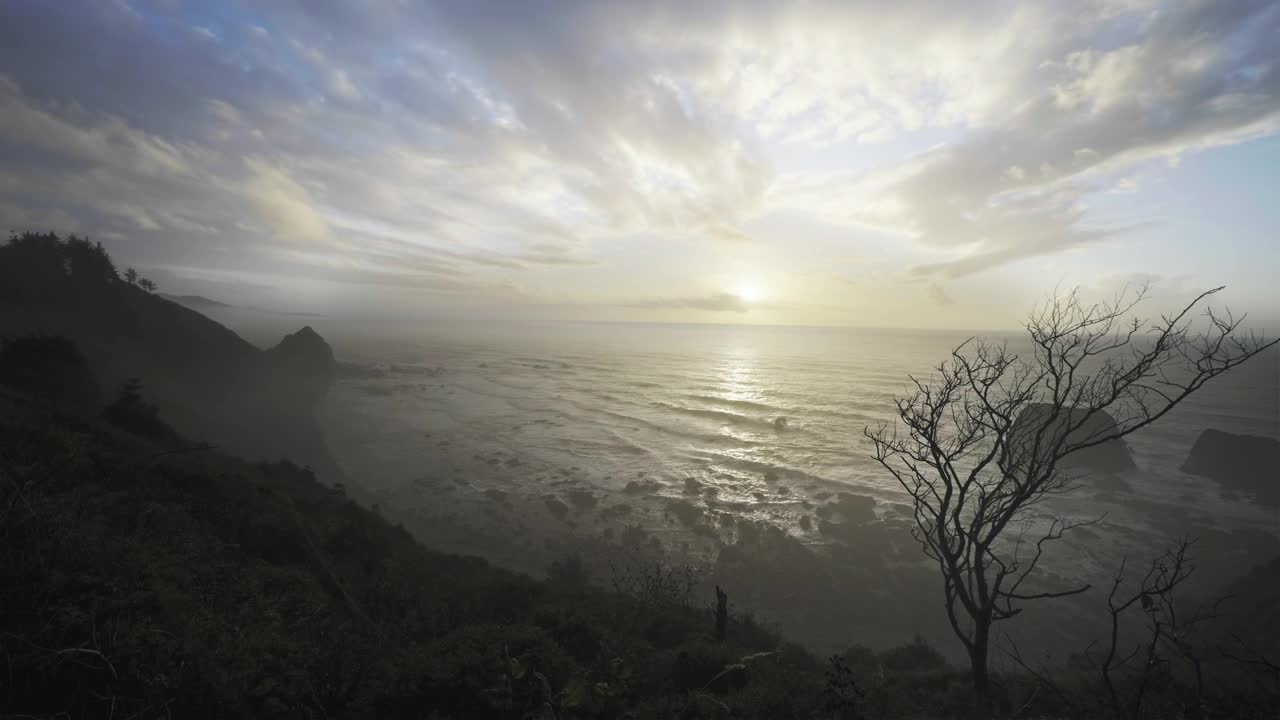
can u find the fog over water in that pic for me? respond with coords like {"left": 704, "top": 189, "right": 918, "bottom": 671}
{"left": 6, "top": 0, "right": 1280, "bottom": 712}
{"left": 324, "top": 320, "right": 1277, "bottom": 506}
{"left": 329, "top": 323, "right": 976, "bottom": 510}
{"left": 303, "top": 318, "right": 1280, "bottom": 652}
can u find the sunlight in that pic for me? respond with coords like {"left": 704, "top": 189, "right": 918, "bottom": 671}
{"left": 735, "top": 283, "right": 765, "bottom": 303}
{"left": 6, "top": 3, "right": 1280, "bottom": 716}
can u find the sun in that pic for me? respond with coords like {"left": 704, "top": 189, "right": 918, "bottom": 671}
{"left": 734, "top": 284, "right": 764, "bottom": 303}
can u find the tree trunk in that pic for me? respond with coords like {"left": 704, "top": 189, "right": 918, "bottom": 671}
{"left": 969, "top": 622, "right": 995, "bottom": 720}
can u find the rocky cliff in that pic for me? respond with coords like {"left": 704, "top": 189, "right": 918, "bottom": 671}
{"left": 1009, "top": 403, "right": 1136, "bottom": 477}
{"left": 1182, "top": 428, "right": 1280, "bottom": 504}
{"left": 265, "top": 325, "right": 337, "bottom": 404}
{"left": 0, "top": 232, "right": 349, "bottom": 487}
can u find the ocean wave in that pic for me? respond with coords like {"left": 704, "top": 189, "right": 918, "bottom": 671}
{"left": 683, "top": 394, "right": 784, "bottom": 413}
{"left": 594, "top": 408, "right": 757, "bottom": 447}
{"left": 568, "top": 363, "right": 622, "bottom": 374}
{"left": 803, "top": 408, "right": 886, "bottom": 425}
{"left": 652, "top": 401, "right": 781, "bottom": 429}
{"left": 548, "top": 433, "right": 651, "bottom": 457}
{"left": 687, "top": 451, "right": 832, "bottom": 487}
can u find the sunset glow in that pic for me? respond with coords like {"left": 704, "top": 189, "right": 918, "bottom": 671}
{"left": 0, "top": 1, "right": 1276, "bottom": 330}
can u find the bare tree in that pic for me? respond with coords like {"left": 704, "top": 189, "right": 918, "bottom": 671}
{"left": 1221, "top": 634, "right": 1280, "bottom": 702}
{"left": 1004, "top": 539, "right": 1224, "bottom": 719}
{"left": 1092, "top": 538, "right": 1227, "bottom": 720}
{"left": 865, "top": 285, "right": 1276, "bottom": 719}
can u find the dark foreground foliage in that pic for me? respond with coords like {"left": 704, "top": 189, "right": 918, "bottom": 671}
{"left": 0, "top": 386, "right": 841, "bottom": 718}
{"left": 0, "top": 334, "right": 103, "bottom": 412}
{"left": 1, "top": 233, "right": 1276, "bottom": 718}
{"left": 1, "top": 345, "right": 1277, "bottom": 718}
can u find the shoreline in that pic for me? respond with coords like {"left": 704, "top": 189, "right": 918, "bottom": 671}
{"left": 317, "top": 366, "right": 1280, "bottom": 660}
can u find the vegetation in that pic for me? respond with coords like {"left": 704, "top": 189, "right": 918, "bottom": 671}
{"left": 0, "top": 230, "right": 348, "bottom": 496}
{"left": 0, "top": 335, "right": 103, "bottom": 412}
{"left": 867, "top": 286, "right": 1278, "bottom": 718}
{"left": 2, "top": 234, "right": 1277, "bottom": 718}
{"left": 101, "top": 378, "right": 181, "bottom": 441}
{"left": 124, "top": 265, "right": 159, "bottom": 292}
{"left": 0, "top": 362, "right": 890, "bottom": 718}
{"left": 0, "top": 367, "right": 1027, "bottom": 719}
{"left": 0, "top": 230, "right": 155, "bottom": 300}
{"left": 1, "top": 231, "right": 119, "bottom": 300}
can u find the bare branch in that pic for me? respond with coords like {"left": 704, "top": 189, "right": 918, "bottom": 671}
{"left": 864, "top": 284, "right": 1274, "bottom": 720}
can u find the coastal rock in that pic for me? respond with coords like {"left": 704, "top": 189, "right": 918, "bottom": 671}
{"left": 1182, "top": 429, "right": 1280, "bottom": 504}
{"left": 1010, "top": 404, "right": 1135, "bottom": 475}
{"left": 0, "top": 233, "right": 354, "bottom": 494}
{"left": 268, "top": 326, "right": 335, "bottom": 377}
{"left": 816, "top": 492, "right": 877, "bottom": 524}
{"left": 267, "top": 326, "right": 336, "bottom": 401}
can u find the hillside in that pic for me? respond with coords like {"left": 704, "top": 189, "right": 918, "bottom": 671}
{"left": 3, "top": 232, "right": 1277, "bottom": 718}
{"left": 1, "top": 378, "right": 933, "bottom": 718}
{"left": 5, "top": 350, "right": 1275, "bottom": 719}
{"left": 0, "top": 234, "right": 855, "bottom": 718}
{"left": 0, "top": 232, "right": 347, "bottom": 488}
{"left": 159, "top": 293, "right": 234, "bottom": 310}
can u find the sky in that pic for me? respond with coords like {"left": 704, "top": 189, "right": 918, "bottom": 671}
{"left": 1, "top": 0, "right": 1278, "bottom": 330}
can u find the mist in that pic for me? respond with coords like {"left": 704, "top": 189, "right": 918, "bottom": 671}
{"left": 3, "top": 2, "right": 1280, "bottom": 719}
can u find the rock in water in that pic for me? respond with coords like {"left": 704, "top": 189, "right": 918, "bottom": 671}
{"left": 1182, "top": 429, "right": 1280, "bottom": 504}
{"left": 266, "top": 326, "right": 336, "bottom": 402}
{"left": 1009, "top": 404, "right": 1136, "bottom": 475}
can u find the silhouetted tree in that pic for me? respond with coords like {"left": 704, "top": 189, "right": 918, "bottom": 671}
{"left": 102, "top": 378, "right": 176, "bottom": 440}
{"left": 1, "top": 232, "right": 69, "bottom": 301}
{"left": 0, "top": 231, "right": 125, "bottom": 305}
{"left": 866, "top": 285, "right": 1277, "bottom": 719}
{"left": 63, "top": 234, "right": 117, "bottom": 284}
{"left": 124, "top": 267, "right": 139, "bottom": 285}
{"left": 1094, "top": 539, "right": 1207, "bottom": 720}
{"left": 1007, "top": 539, "right": 1237, "bottom": 719}
{"left": 137, "top": 277, "right": 157, "bottom": 293}
{"left": 824, "top": 653, "right": 866, "bottom": 719}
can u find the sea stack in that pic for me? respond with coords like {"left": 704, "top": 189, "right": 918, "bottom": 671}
{"left": 266, "top": 326, "right": 337, "bottom": 403}
{"left": 1009, "top": 404, "right": 1136, "bottom": 475}
{"left": 1182, "top": 429, "right": 1280, "bottom": 504}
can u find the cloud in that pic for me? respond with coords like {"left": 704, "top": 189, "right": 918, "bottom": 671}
{"left": 0, "top": 75, "right": 195, "bottom": 179}
{"left": 628, "top": 292, "right": 751, "bottom": 313}
{"left": 1110, "top": 177, "right": 1139, "bottom": 194}
{"left": 242, "top": 158, "right": 331, "bottom": 243}
{"left": 328, "top": 69, "right": 362, "bottom": 102}
{"left": 771, "top": 0, "right": 1280, "bottom": 277}
{"left": 0, "top": 0, "right": 1276, "bottom": 313}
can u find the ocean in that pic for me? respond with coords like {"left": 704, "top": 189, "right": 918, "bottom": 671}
{"left": 296, "top": 318, "right": 1280, "bottom": 652}
{"left": 320, "top": 320, "right": 1279, "bottom": 542}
